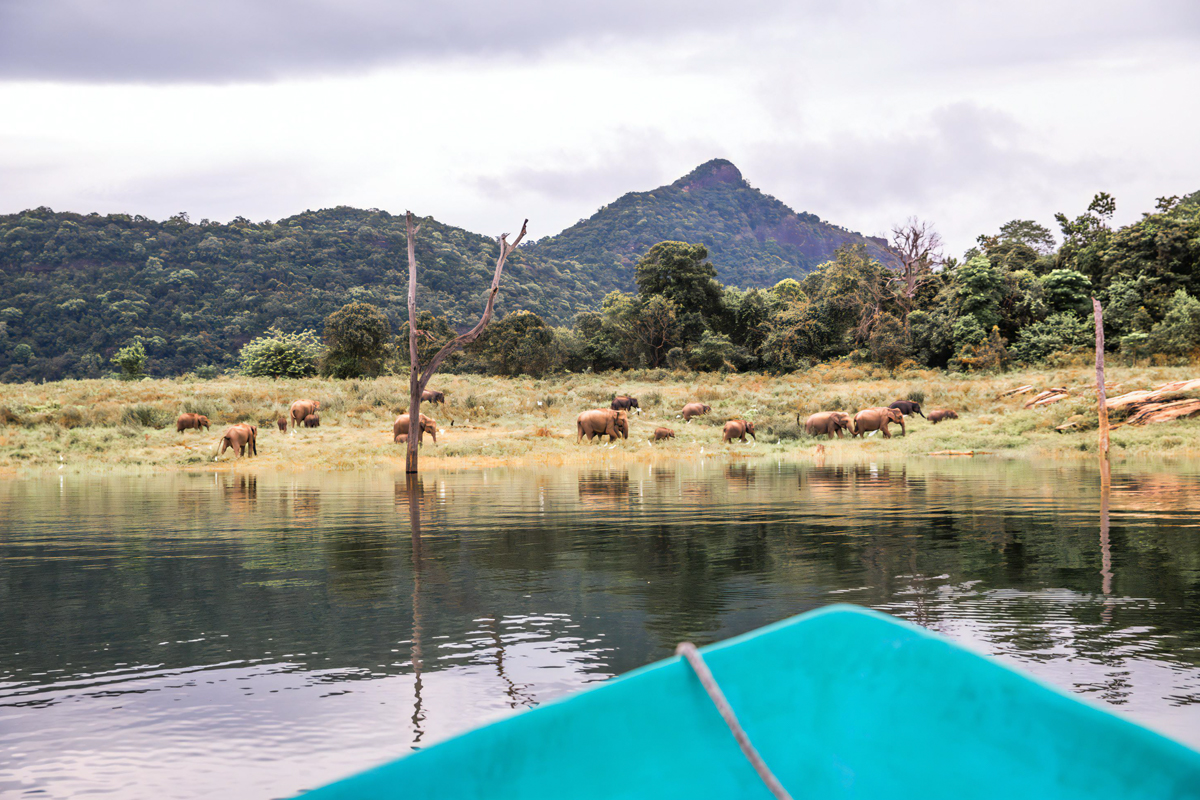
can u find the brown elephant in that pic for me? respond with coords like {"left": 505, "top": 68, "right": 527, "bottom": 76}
{"left": 577, "top": 409, "right": 629, "bottom": 443}
{"left": 888, "top": 400, "right": 925, "bottom": 418}
{"left": 422, "top": 389, "right": 445, "bottom": 405}
{"left": 215, "top": 423, "right": 257, "bottom": 460}
{"left": 394, "top": 413, "right": 437, "bottom": 444}
{"left": 276, "top": 418, "right": 287, "bottom": 432}
{"left": 853, "top": 407, "right": 906, "bottom": 438}
{"left": 723, "top": 419, "right": 756, "bottom": 443}
{"left": 303, "top": 413, "right": 320, "bottom": 428}
{"left": 176, "top": 413, "right": 210, "bottom": 432}
{"left": 681, "top": 402, "right": 711, "bottom": 421}
{"left": 928, "top": 409, "right": 959, "bottom": 424}
{"left": 652, "top": 427, "right": 675, "bottom": 441}
{"left": 804, "top": 411, "right": 853, "bottom": 439}
{"left": 611, "top": 395, "right": 640, "bottom": 414}
{"left": 289, "top": 399, "right": 320, "bottom": 430}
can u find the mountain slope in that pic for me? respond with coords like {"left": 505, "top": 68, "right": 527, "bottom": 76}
{"left": 529, "top": 159, "right": 887, "bottom": 291}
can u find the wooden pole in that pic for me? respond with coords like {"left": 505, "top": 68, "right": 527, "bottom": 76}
{"left": 1093, "top": 298, "right": 1109, "bottom": 458}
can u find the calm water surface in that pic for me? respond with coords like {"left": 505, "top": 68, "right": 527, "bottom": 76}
{"left": 2, "top": 458, "right": 1199, "bottom": 798}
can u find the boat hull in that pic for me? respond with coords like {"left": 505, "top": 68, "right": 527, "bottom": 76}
{"left": 299, "top": 605, "right": 1200, "bottom": 799}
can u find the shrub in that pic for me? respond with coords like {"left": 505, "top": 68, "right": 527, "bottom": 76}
{"left": 120, "top": 404, "right": 173, "bottom": 428}
{"left": 238, "top": 328, "right": 323, "bottom": 378}
{"left": 192, "top": 364, "right": 220, "bottom": 379}
{"left": 1010, "top": 313, "right": 1093, "bottom": 364}
{"left": 111, "top": 339, "right": 147, "bottom": 380}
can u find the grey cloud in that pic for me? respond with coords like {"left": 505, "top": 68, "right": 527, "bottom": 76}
{"left": 1, "top": 0, "right": 1197, "bottom": 83}
{"left": 0, "top": 0, "right": 797, "bottom": 83}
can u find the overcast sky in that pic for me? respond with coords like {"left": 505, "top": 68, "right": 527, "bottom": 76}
{"left": 1, "top": 0, "right": 1198, "bottom": 254}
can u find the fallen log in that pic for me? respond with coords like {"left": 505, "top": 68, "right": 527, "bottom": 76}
{"left": 1108, "top": 379, "right": 1200, "bottom": 410}
{"left": 1026, "top": 391, "right": 1071, "bottom": 408}
{"left": 1116, "top": 398, "right": 1200, "bottom": 427}
{"left": 927, "top": 450, "right": 991, "bottom": 456}
{"left": 998, "top": 385, "right": 1035, "bottom": 398}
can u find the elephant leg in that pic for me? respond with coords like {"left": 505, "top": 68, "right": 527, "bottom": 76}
{"left": 833, "top": 429, "right": 842, "bottom": 439}
{"left": 900, "top": 419, "right": 907, "bottom": 436}
{"left": 881, "top": 424, "right": 891, "bottom": 439}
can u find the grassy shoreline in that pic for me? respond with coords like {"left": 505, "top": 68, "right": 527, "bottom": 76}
{"left": 1, "top": 363, "right": 1198, "bottom": 474}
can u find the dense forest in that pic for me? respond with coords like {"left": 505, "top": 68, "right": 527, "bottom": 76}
{"left": 0, "top": 161, "right": 882, "bottom": 382}
{"left": 456, "top": 190, "right": 1200, "bottom": 377}
{"left": 0, "top": 164, "right": 1197, "bottom": 381}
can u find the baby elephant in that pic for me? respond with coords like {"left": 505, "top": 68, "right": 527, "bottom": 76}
{"left": 652, "top": 427, "right": 676, "bottom": 441}
{"left": 723, "top": 419, "right": 756, "bottom": 443}
{"left": 276, "top": 418, "right": 287, "bottom": 432}
{"left": 303, "top": 413, "right": 320, "bottom": 428}
{"left": 176, "top": 413, "right": 210, "bottom": 433}
{"left": 928, "top": 409, "right": 959, "bottom": 424}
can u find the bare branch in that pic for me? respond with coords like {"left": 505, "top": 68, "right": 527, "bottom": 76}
{"left": 416, "top": 220, "right": 527, "bottom": 387}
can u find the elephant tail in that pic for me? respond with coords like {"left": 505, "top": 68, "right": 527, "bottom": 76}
{"left": 208, "top": 437, "right": 224, "bottom": 460}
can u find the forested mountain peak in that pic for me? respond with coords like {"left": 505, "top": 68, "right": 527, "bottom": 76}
{"left": 528, "top": 159, "right": 886, "bottom": 290}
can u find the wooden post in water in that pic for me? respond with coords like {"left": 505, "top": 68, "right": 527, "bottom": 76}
{"left": 1093, "top": 298, "right": 1109, "bottom": 458}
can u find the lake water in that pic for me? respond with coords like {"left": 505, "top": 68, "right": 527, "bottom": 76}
{"left": 2, "top": 457, "right": 1199, "bottom": 798}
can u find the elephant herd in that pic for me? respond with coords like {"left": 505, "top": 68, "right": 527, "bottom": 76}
{"left": 181, "top": 395, "right": 448, "bottom": 460}
{"left": 803, "top": 400, "right": 959, "bottom": 439}
{"left": 576, "top": 395, "right": 756, "bottom": 445}
{"left": 180, "top": 388, "right": 961, "bottom": 462}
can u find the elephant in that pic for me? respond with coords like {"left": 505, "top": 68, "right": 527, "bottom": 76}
{"left": 176, "top": 413, "right": 210, "bottom": 433}
{"left": 928, "top": 409, "right": 959, "bottom": 424}
{"left": 215, "top": 423, "right": 257, "bottom": 460}
{"left": 422, "top": 389, "right": 445, "bottom": 405}
{"left": 888, "top": 400, "right": 925, "bottom": 418}
{"left": 303, "top": 413, "right": 320, "bottom": 428}
{"left": 577, "top": 409, "right": 629, "bottom": 443}
{"left": 394, "top": 413, "right": 437, "bottom": 444}
{"left": 652, "top": 427, "right": 676, "bottom": 441}
{"left": 803, "top": 411, "right": 853, "bottom": 439}
{"left": 681, "top": 402, "right": 711, "bottom": 421}
{"left": 277, "top": 418, "right": 287, "bottom": 433}
{"left": 289, "top": 399, "right": 320, "bottom": 430}
{"left": 853, "top": 407, "right": 906, "bottom": 438}
{"left": 723, "top": 419, "right": 756, "bottom": 443}
{"left": 611, "top": 395, "right": 640, "bottom": 414}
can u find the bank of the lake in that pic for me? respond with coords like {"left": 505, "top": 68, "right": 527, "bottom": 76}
{"left": 0, "top": 362, "right": 1198, "bottom": 473}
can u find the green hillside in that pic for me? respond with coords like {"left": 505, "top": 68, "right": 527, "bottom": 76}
{"left": 0, "top": 160, "right": 891, "bottom": 381}
{"left": 0, "top": 206, "right": 596, "bottom": 380}
{"left": 529, "top": 158, "right": 888, "bottom": 289}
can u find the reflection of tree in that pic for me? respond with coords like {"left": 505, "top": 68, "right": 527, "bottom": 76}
{"left": 405, "top": 474, "right": 426, "bottom": 745}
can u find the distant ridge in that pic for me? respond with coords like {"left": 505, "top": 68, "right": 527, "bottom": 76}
{"left": 529, "top": 158, "right": 887, "bottom": 290}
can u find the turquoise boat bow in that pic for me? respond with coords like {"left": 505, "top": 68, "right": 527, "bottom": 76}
{"left": 298, "top": 605, "right": 1200, "bottom": 799}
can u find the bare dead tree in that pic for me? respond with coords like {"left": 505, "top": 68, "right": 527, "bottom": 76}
{"left": 886, "top": 217, "right": 945, "bottom": 311}
{"left": 404, "top": 211, "right": 528, "bottom": 473}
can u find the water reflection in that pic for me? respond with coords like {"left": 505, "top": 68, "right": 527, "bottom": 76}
{"left": 0, "top": 459, "right": 1199, "bottom": 799}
